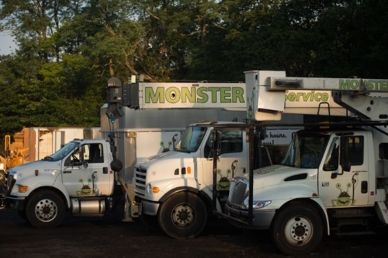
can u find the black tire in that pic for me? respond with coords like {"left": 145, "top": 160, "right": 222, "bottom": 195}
{"left": 158, "top": 192, "right": 207, "bottom": 239}
{"left": 271, "top": 202, "right": 323, "bottom": 256}
{"left": 25, "top": 190, "right": 66, "bottom": 228}
{"left": 140, "top": 214, "right": 161, "bottom": 232}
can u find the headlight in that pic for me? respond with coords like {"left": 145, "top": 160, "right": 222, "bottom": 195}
{"left": 243, "top": 199, "right": 271, "bottom": 209}
{"left": 146, "top": 183, "right": 152, "bottom": 193}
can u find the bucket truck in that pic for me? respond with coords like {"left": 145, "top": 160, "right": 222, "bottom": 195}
{"left": 225, "top": 70, "right": 388, "bottom": 255}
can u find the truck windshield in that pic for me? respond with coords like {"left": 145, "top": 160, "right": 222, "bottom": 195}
{"left": 43, "top": 141, "right": 80, "bottom": 161}
{"left": 176, "top": 126, "right": 207, "bottom": 152}
{"left": 281, "top": 133, "right": 329, "bottom": 168}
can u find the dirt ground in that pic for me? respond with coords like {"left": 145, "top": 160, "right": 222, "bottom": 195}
{"left": 1, "top": 207, "right": 387, "bottom": 258}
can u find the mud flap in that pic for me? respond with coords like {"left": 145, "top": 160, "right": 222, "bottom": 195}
{"left": 118, "top": 177, "right": 141, "bottom": 222}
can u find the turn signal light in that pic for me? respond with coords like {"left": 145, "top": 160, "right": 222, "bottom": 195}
{"left": 18, "top": 185, "right": 28, "bottom": 193}
{"left": 152, "top": 187, "right": 160, "bottom": 193}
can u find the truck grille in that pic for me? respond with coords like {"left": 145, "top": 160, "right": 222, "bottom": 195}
{"left": 228, "top": 177, "right": 248, "bottom": 206}
{"left": 4, "top": 174, "right": 15, "bottom": 195}
{"left": 134, "top": 166, "right": 146, "bottom": 196}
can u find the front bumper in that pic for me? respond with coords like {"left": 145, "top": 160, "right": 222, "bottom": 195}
{"left": 225, "top": 203, "right": 275, "bottom": 230}
{"left": 141, "top": 199, "right": 160, "bottom": 216}
{"left": 4, "top": 196, "right": 25, "bottom": 210}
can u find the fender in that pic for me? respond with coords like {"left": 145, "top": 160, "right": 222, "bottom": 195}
{"left": 254, "top": 182, "right": 319, "bottom": 207}
{"left": 309, "top": 197, "right": 331, "bottom": 236}
{"left": 258, "top": 183, "right": 330, "bottom": 235}
{"left": 159, "top": 186, "right": 199, "bottom": 203}
{"left": 52, "top": 176, "right": 72, "bottom": 208}
{"left": 10, "top": 173, "right": 59, "bottom": 197}
{"left": 157, "top": 185, "right": 222, "bottom": 215}
{"left": 11, "top": 173, "right": 71, "bottom": 208}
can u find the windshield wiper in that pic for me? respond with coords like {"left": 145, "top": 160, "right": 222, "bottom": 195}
{"left": 43, "top": 156, "right": 54, "bottom": 161}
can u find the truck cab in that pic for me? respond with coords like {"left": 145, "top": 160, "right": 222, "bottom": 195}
{"left": 3, "top": 138, "right": 117, "bottom": 228}
{"left": 132, "top": 121, "right": 271, "bottom": 239}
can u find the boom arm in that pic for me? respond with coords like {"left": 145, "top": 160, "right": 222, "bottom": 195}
{"left": 245, "top": 70, "right": 388, "bottom": 121}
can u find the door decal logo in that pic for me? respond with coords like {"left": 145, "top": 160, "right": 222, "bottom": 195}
{"left": 217, "top": 160, "right": 238, "bottom": 191}
{"left": 77, "top": 178, "right": 95, "bottom": 195}
{"left": 331, "top": 172, "right": 359, "bottom": 206}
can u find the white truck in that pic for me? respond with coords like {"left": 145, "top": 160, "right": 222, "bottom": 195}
{"left": 225, "top": 70, "right": 388, "bottom": 255}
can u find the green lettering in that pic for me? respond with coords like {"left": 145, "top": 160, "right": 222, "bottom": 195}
{"left": 340, "top": 79, "right": 351, "bottom": 90}
{"left": 314, "top": 92, "right": 321, "bottom": 101}
{"left": 145, "top": 87, "right": 164, "bottom": 103}
{"left": 165, "top": 87, "right": 180, "bottom": 103}
{"left": 287, "top": 92, "right": 296, "bottom": 101}
{"left": 181, "top": 87, "right": 195, "bottom": 103}
{"left": 321, "top": 93, "right": 329, "bottom": 102}
{"left": 364, "top": 80, "right": 374, "bottom": 90}
{"left": 302, "top": 92, "right": 311, "bottom": 101}
{"left": 207, "top": 87, "right": 220, "bottom": 103}
{"left": 381, "top": 81, "right": 388, "bottom": 90}
{"left": 296, "top": 92, "right": 303, "bottom": 101}
{"left": 197, "top": 87, "right": 208, "bottom": 103}
{"left": 220, "top": 87, "right": 231, "bottom": 103}
{"left": 351, "top": 80, "right": 360, "bottom": 89}
{"left": 232, "top": 87, "right": 245, "bottom": 103}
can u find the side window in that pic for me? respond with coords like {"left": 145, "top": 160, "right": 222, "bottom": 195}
{"left": 87, "top": 144, "right": 104, "bottom": 163}
{"left": 220, "top": 130, "right": 243, "bottom": 154}
{"left": 203, "top": 129, "right": 243, "bottom": 158}
{"left": 342, "top": 136, "right": 363, "bottom": 166}
{"left": 71, "top": 147, "right": 83, "bottom": 163}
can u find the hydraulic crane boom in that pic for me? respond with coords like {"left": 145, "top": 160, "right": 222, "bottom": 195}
{"left": 245, "top": 70, "right": 388, "bottom": 121}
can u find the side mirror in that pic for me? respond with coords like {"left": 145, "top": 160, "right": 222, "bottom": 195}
{"left": 331, "top": 160, "right": 351, "bottom": 178}
{"left": 172, "top": 134, "right": 179, "bottom": 150}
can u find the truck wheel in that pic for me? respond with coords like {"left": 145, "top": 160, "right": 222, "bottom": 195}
{"left": 25, "top": 190, "right": 65, "bottom": 228}
{"left": 158, "top": 192, "right": 207, "bottom": 239}
{"left": 271, "top": 202, "right": 323, "bottom": 256}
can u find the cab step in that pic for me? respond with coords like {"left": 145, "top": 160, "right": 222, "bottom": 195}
{"left": 335, "top": 231, "right": 375, "bottom": 236}
{"left": 330, "top": 208, "right": 376, "bottom": 235}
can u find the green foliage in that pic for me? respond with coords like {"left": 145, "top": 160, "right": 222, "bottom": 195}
{"left": 1, "top": 0, "right": 388, "bottom": 143}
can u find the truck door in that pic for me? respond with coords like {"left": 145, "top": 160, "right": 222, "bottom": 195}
{"left": 200, "top": 129, "right": 248, "bottom": 191}
{"left": 319, "top": 135, "right": 369, "bottom": 207}
{"left": 62, "top": 143, "right": 113, "bottom": 197}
